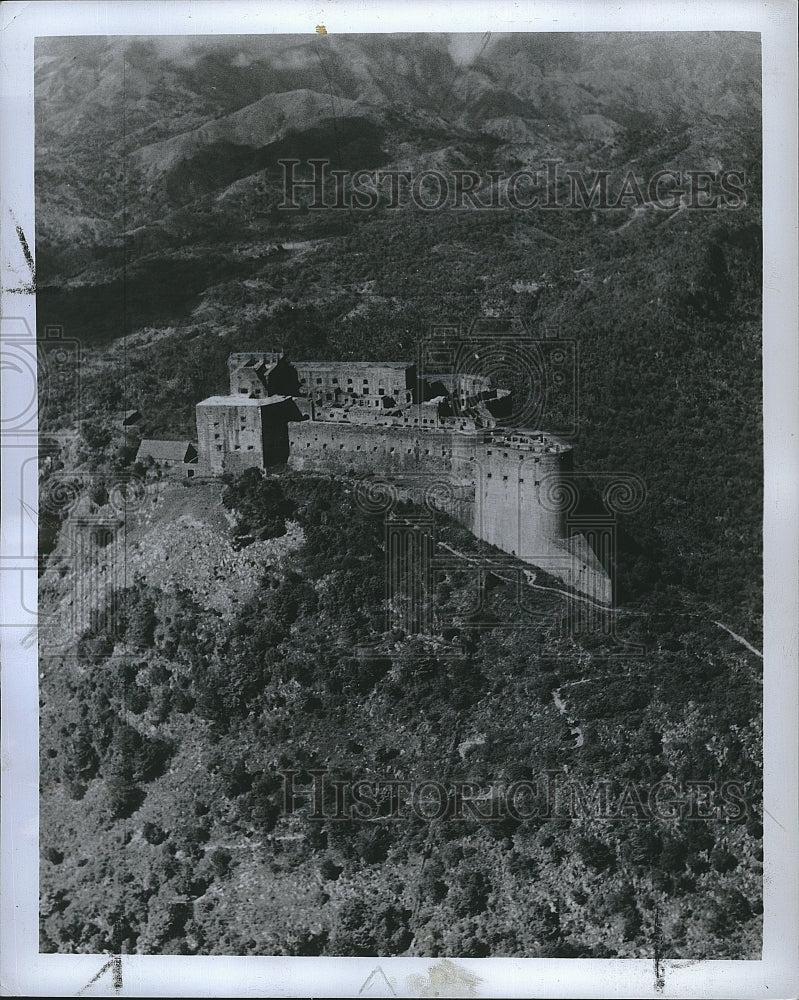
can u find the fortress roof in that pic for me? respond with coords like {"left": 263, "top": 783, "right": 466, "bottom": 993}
{"left": 136, "top": 439, "right": 196, "bottom": 462}
{"left": 197, "top": 394, "right": 291, "bottom": 407}
{"left": 227, "top": 351, "right": 284, "bottom": 366}
{"left": 293, "top": 360, "right": 413, "bottom": 369}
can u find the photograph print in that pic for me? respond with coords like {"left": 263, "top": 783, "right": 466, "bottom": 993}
{"left": 32, "top": 27, "right": 766, "bottom": 964}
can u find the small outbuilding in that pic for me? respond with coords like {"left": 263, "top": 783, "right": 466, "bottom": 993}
{"left": 135, "top": 439, "right": 198, "bottom": 476}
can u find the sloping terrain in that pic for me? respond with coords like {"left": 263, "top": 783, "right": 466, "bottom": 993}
{"left": 40, "top": 474, "right": 762, "bottom": 957}
{"left": 35, "top": 31, "right": 763, "bottom": 959}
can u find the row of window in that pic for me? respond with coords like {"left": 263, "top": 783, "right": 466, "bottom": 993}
{"left": 485, "top": 473, "right": 538, "bottom": 483}
{"left": 485, "top": 449, "right": 543, "bottom": 462}
{"left": 298, "top": 441, "right": 442, "bottom": 456}
{"left": 301, "top": 376, "right": 404, "bottom": 389}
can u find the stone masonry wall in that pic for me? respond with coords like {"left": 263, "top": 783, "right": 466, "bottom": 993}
{"left": 287, "top": 421, "right": 573, "bottom": 572}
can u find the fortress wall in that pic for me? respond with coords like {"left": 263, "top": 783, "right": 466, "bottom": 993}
{"left": 287, "top": 421, "right": 479, "bottom": 524}
{"left": 471, "top": 447, "right": 570, "bottom": 562}
{"left": 222, "top": 450, "right": 266, "bottom": 475}
{"left": 230, "top": 366, "right": 266, "bottom": 397}
{"left": 261, "top": 401, "right": 294, "bottom": 465}
{"left": 288, "top": 421, "right": 466, "bottom": 478}
{"left": 197, "top": 401, "right": 268, "bottom": 474}
{"left": 293, "top": 362, "right": 414, "bottom": 404}
{"left": 286, "top": 422, "right": 575, "bottom": 568}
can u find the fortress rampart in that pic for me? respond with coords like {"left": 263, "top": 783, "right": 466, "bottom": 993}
{"left": 197, "top": 353, "right": 612, "bottom": 603}
{"left": 285, "top": 420, "right": 608, "bottom": 600}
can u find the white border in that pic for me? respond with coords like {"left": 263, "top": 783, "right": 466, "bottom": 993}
{"left": 1, "top": 2, "right": 797, "bottom": 997}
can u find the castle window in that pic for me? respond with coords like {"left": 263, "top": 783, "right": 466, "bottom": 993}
{"left": 339, "top": 444, "right": 345, "bottom": 449}
{"left": 332, "top": 377, "right": 338, "bottom": 384}
{"left": 322, "top": 443, "right": 327, "bottom": 449}
{"left": 347, "top": 378, "right": 353, "bottom": 384}
{"left": 326, "top": 393, "right": 332, "bottom": 401}
{"left": 487, "top": 450, "right": 492, "bottom": 456}
{"left": 363, "top": 388, "right": 369, "bottom": 395}
{"left": 503, "top": 452, "right": 509, "bottom": 458}
{"left": 214, "top": 434, "right": 220, "bottom": 440}
{"left": 316, "top": 378, "right": 322, "bottom": 385}
{"left": 378, "top": 388, "right": 385, "bottom": 395}
{"left": 300, "top": 378, "right": 306, "bottom": 385}
{"left": 216, "top": 445, "right": 222, "bottom": 451}
{"left": 519, "top": 478, "right": 525, "bottom": 483}
{"left": 424, "top": 449, "right": 430, "bottom": 455}
{"left": 363, "top": 378, "right": 369, "bottom": 384}
{"left": 407, "top": 449, "right": 412, "bottom": 454}
{"left": 374, "top": 400, "right": 380, "bottom": 407}
{"left": 414, "top": 418, "right": 419, "bottom": 424}
{"left": 390, "top": 447, "right": 395, "bottom": 453}
{"left": 213, "top": 422, "right": 219, "bottom": 428}
{"left": 502, "top": 475, "right": 508, "bottom": 481}
{"left": 306, "top": 442, "right": 311, "bottom": 447}
{"left": 487, "top": 472, "right": 492, "bottom": 478}
{"left": 356, "top": 445, "right": 361, "bottom": 451}
{"left": 234, "top": 445, "right": 241, "bottom": 451}
{"left": 247, "top": 445, "right": 253, "bottom": 451}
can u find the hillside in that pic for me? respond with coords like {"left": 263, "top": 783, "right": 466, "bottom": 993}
{"left": 35, "top": 31, "right": 763, "bottom": 958}
{"left": 40, "top": 473, "right": 762, "bottom": 957}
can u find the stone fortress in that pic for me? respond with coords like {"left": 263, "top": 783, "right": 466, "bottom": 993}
{"left": 196, "top": 352, "right": 611, "bottom": 603}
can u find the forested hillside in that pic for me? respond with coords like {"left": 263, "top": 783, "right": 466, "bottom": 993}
{"left": 40, "top": 473, "right": 762, "bottom": 957}
{"left": 36, "top": 31, "right": 763, "bottom": 958}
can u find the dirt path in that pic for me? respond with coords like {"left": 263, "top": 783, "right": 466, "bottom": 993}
{"left": 712, "top": 621, "right": 763, "bottom": 659}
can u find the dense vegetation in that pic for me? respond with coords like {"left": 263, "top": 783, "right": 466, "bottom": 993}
{"left": 40, "top": 473, "right": 762, "bottom": 957}
{"left": 36, "top": 31, "right": 763, "bottom": 959}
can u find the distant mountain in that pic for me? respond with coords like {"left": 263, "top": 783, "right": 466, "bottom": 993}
{"left": 35, "top": 32, "right": 760, "bottom": 280}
